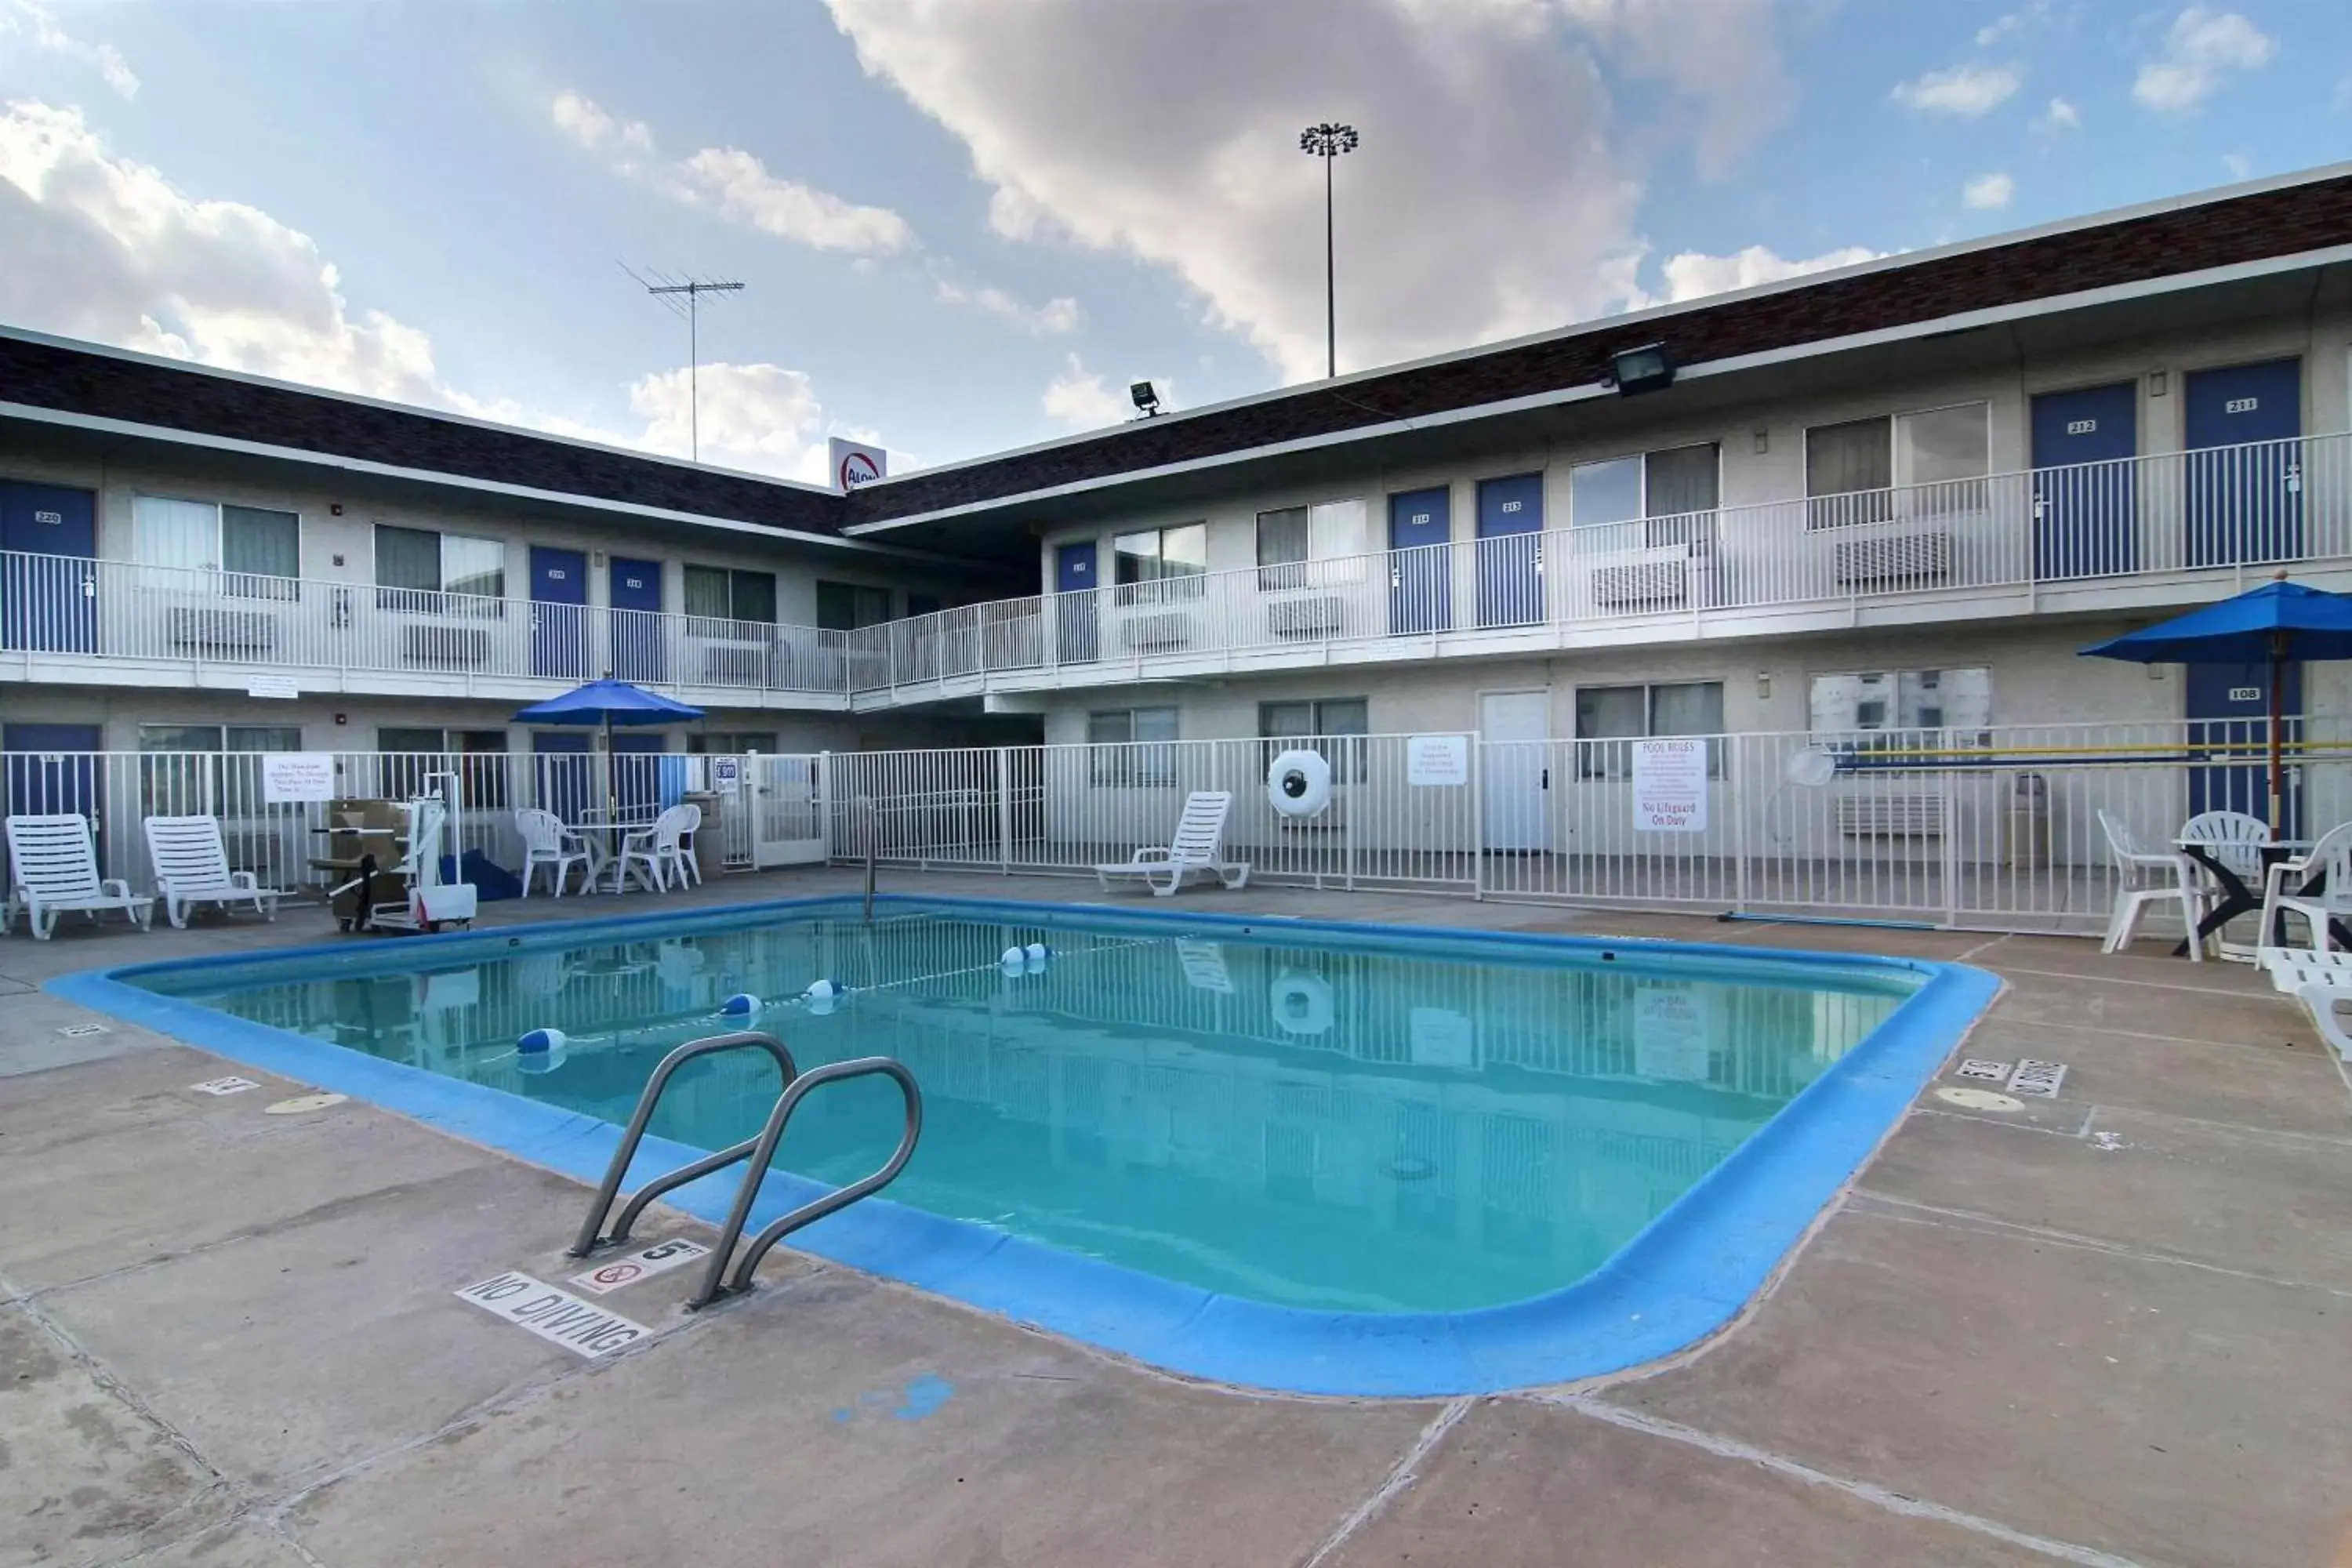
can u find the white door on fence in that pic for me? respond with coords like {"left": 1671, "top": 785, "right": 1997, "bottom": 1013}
{"left": 750, "top": 753, "right": 826, "bottom": 867}
{"left": 1480, "top": 691, "right": 1552, "bottom": 852}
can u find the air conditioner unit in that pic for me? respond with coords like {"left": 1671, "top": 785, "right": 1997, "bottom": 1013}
{"left": 701, "top": 644, "right": 768, "bottom": 686}
{"left": 403, "top": 624, "right": 491, "bottom": 669}
{"left": 1833, "top": 794, "right": 1946, "bottom": 839}
{"left": 1586, "top": 544, "right": 1691, "bottom": 611}
{"left": 1117, "top": 612, "right": 1193, "bottom": 653}
{"left": 1267, "top": 594, "right": 1347, "bottom": 641}
{"left": 1833, "top": 529, "right": 1952, "bottom": 589}
{"left": 168, "top": 607, "right": 275, "bottom": 655}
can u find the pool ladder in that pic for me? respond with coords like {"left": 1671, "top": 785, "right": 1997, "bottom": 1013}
{"left": 568, "top": 1029, "right": 924, "bottom": 1310}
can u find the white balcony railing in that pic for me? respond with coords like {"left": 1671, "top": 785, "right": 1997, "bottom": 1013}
{"left": 845, "top": 430, "right": 2352, "bottom": 695}
{"left": 0, "top": 557, "right": 850, "bottom": 699}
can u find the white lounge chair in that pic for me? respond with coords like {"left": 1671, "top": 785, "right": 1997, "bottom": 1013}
{"left": 4, "top": 814, "right": 154, "bottom": 939}
{"left": 2258, "top": 820, "right": 2352, "bottom": 957}
{"left": 2261, "top": 946, "right": 2352, "bottom": 994}
{"left": 515, "top": 808, "right": 597, "bottom": 898}
{"left": 143, "top": 815, "right": 285, "bottom": 928}
{"left": 2295, "top": 980, "right": 2352, "bottom": 1061}
{"left": 1096, "top": 791, "right": 1251, "bottom": 898}
{"left": 616, "top": 804, "right": 695, "bottom": 893}
{"left": 2096, "top": 810, "right": 2207, "bottom": 960}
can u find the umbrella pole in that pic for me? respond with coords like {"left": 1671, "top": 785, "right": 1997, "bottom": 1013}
{"left": 604, "top": 717, "right": 618, "bottom": 822}
{"left": 2267, "top": 631, "right": 2285, "bottom": 836}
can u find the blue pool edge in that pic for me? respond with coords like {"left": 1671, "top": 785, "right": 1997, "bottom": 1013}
{"left": 47, "top": 892, "right": 2002, "bottom": 1398}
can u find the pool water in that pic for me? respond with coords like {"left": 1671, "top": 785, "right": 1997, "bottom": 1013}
{"left": 136, "top": 906, "right": 1911, "bottom": 1315}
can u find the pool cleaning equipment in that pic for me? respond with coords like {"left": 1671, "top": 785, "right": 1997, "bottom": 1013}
{"left": 1266, "top": 748, "right": 1333, "bottom": 818}
{"left": 515, "top": 1026, "right": 569, "bottom": 1073}
{"left": 323, "top": 774, "right": 479, "bottom": 935}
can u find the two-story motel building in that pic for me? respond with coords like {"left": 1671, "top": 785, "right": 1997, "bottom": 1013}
{"left": 5, "top": 162, "right": 2352, "bottom": 852}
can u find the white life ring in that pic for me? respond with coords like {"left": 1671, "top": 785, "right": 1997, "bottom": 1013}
{"left": 1267, "top": 748, "right": 1333, "bottom": 818}
{"left": 1270, "top": 971, "right": 1335, "bottom": 1036}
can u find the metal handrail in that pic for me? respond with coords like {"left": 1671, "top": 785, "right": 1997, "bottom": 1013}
{"left": 568, "top": 1030, "right": 799, "bottom": 1258}
{"left": 688, "top": 1055, "right": 924, "bottom": 1308}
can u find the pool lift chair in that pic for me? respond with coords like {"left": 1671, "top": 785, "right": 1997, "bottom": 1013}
{"left": 325, "top": 774, "right": 479, "bottom": 935}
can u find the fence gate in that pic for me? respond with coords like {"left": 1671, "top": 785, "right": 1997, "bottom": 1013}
{"left": 749, "top": 753, "right": 826, "bottom": 867}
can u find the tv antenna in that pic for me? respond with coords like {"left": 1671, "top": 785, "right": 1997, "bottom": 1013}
{"left": 622, "top": 265, "right": 745, "bottom": 463}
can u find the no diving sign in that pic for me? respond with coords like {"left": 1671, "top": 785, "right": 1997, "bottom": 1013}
{"left": 455, "top": 1272, "right": 649, "bottom": 1358}
{"left": 569, "top": 1236, "right": 710, "bottom": 1296}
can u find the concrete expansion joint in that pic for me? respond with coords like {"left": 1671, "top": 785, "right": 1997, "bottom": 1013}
{"left": 1294, "top": 1396, "right": 1475, "bottom": 1568}
{"left": 1533, "top": 1394, "right": 2154, "bottom": 1568}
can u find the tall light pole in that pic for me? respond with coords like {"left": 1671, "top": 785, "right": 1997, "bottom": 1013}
{"left": 1298, "top": 122, "right": 1359, "bottom": 379}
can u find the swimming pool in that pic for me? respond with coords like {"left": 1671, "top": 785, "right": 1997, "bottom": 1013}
{"left": 55, "top": 896, "right": 1996, "bottom": 1395}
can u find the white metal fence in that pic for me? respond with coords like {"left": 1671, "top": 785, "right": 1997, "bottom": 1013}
{"left": 846, "top": 430, "right": 2352, "bottom": 699}
{"left": 0, "top": 749, "right": 797, "bottom": 898}
{"left": 827, "top": 720, "right": 2351, "bottom": 935}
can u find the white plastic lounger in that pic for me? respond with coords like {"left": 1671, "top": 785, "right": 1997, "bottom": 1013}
{"left": 1096, "top": 790, "right": 1251, "bottom": 898}
{"left": 2260, "top": 946, "right": 2352, "bottom": 994}
{"left": 4, "top": 814, "right": 154, "bottom": 939}
{"left": 2296, "top": 980, "right": 2352, "bottom": 1062}
{"left": 143, "top": 815, "right": 286, "bottom": 928}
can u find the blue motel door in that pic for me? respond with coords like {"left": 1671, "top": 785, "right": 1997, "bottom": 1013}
{"left": 1388, "top": 488, "right": 1451, "bottom": 634}
{"left": 0, "top": 481, "right": 98, "bottom": 653}
{"left": 1055, "top": 542, "right": 1098, "bottom": 663}
{"left": 2184, "top": 358, "right": 2302, "bottom": 568}
{"left": 2, "top": 722, "right": 103, "bottom": 829}
{"left": 2030, "top": 383, "right": 2137, "bottom": 579}
{"left": 2187, "top": 659, "right": 2302, "bottom": 834}
{"left": 609, "top": 557, "right": 665, "bottom": 683}
{"left": 530, "top": 547, "right": 589, "bottom": 680}
{"left": 1475, "top": 474, "right": 1544, "bottom": 629}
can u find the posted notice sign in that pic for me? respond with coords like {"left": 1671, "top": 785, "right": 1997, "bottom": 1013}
{"left": 1631, "top": 738, "right": 1707, "bottom": 833}
{"left": 261, "top": 753, "right": 336, "bottom": 804}
{"left": 1406, "top": 735, "right": 1470, "bottom": 786}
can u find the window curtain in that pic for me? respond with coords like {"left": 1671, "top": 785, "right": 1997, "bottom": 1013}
{"left": 221, "top": 506, "right": 299, "bottom": 579}
{"left": 375, "top": 525, "right": 441, "bottom": 590}
{"left": 690, "top": 567, "right": 737, "bottom": 622}
{"left": 440, "top": 535, "right": 506, "bottom": 602}
{"left": 1806, "top": 418, "right": 1893, "bottom": 527}
{"left": 132, "top": 496, "right": 219, "bottom": 574}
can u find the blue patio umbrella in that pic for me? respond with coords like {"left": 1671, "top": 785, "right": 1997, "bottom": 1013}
{"left": 2082, "top": 578, "right": 2352, "bottom": 829}
{"left": 514, "top": 678, "right": 706, "bottom": 818}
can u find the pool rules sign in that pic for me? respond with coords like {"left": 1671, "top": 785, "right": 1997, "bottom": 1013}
{"left": 1631, "top": 738, "right": 1707, "bottom": 833}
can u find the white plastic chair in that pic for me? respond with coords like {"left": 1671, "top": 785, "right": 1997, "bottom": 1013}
{"left": 143, "top": 815, "right": 285, "bottom": 927}
{"left": 671, "top": 802, "right": 704, "bottom": 888}
{"left": 1095, "top": 791, "right": 1251, "bottom": 897}
{"left": 514, "top": 808, "right": 595, "bottom": 898}
{"left": 2096, "top": 810, "right": 2207, "bottom": 960}
{"left": 616, "top": 804, "right": 694, "bottom": 893}
{"left": 2258, "top": 820, "right": 2352, "bottom": 956}
{"left": 2178, "top": 810, "right": 2272, "bottom": 879}
{"left": 4, "top": 814, "right": 154, "bottom": 939}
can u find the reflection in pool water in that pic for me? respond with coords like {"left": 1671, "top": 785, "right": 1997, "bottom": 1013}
{"left": 146, "top": 911, "right": 1905, "bottom": 1314}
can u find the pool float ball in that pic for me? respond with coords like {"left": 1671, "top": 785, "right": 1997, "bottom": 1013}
{"left": 720, "top": 993, "right": 762, "bottom": 1019}
{"left": 1000, "top": 946, "right": 1027, "bottom": 972}
{"left": 800, "top": 978, "right": 846, "bottom": 1015}
{"left": 515, "top": 1027, "right": 569, "bottom": 1074}
{"left": 1023, "top": 942, "right": 1052, "bottom": 971}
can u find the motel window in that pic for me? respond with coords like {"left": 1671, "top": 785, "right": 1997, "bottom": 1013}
{"left": 688, "top": 732, "right": 779, "bottom": 755}
{"left": 375, "top": 524, "right": 506, "bottom": 613}
{"left": 1112, "top": 523, "right": 1207, "bottom": 603}
{"left": 1570, "top": 445, "right": 1720, "bottom": 548}
{"left": 135, "top": 724, "right": 302, "bottom": 817}
{"left": 1573, "top": 681, "right": 1724, "bottom": 778}
{"left": 1087, "top": 706, "right": 1178, "bottom": 786}
{"left": 813, "top": 579, "right": 890, "bottom": 631}
{"left": 1808, "top": 667, "right": 1991, "bottom": 746}
{"left": 1258, "top": 698, "right": 1369, "bottom": 783}
{"left": 690, "top": 566, "right": 781, "bottom": 627}
{"left": 1257, "top": 500, "right": 1370, "bottom": 590}
{"left": 132, "top": 495, "right": 299, "bottom": 599}
{"left": 1805, "top": 404, "right": 1988, "bottom": 527}
{"left": 374, "top": 727, "right": 510, "bottom": 808}
{"left": 1256, "top": 506, "right": 1310, "bottom": 589}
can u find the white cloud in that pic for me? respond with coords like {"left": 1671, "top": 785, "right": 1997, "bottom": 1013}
{"left": 0, "top": 100, "right": 855, "bottom": 481}
{"left": 935, "top": 277, "right": 1081, "bottom": 333}
{"left": 1631, "top": 243, "right": 1885, "bottom": 309}
{"left": 1040, "top": 354, "right": 1134, "bottom": 431}
{"left": 828, "top": 0, "right": 1791, "bottom": 383}
{"left": 1975, "top": 2, "right": 2049, "bottom": 46}
{"left": 1890, "top": 62, "right": 2024, "bottom": 117}
{"left": 2, "top": 0, "right": 139, "bottom": 98}
{"left": 2221, "top": 151, "right": 2252, "bottom": 180}
{"left": 2034, "top": 96, "right": 2081, "bottom": 132}
{"left": 2132, "top": 8, "right": 2274, "bottom": 112}
{"left": 1962, "top": 171, "right": 2015, "bottom": 209}
{"left": 550, "top": 90, "right": 912, "bottom": 254}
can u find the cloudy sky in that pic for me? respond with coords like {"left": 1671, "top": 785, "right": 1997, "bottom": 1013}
{"left": 2, "top": 1, "right": 2345, "bottom": 481}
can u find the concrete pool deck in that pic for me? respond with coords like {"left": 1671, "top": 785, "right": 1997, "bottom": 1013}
{"left": 5, "top": 871, "right": 2348, "bottom": 1566}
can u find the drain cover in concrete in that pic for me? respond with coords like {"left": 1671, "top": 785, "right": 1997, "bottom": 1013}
{"left": 263, "top": 1092, "right": 349, "bottom": 1115}
{"left": 2007, "top": 1059, "right": 2068, "bottom": 1098}
{"left": 1954, "top": 1058, "right": 2012, "bottom": 1081}
{"left": 191, "top": 1076, "right": 260, "bottom": 1096}
{"left": 1935, "top": 1086, "right": 2024, "bottom": 1112}
{"left": 54, "top": 1022, "right": 111, "bottom": 1039}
